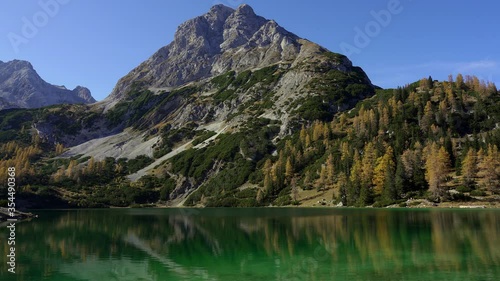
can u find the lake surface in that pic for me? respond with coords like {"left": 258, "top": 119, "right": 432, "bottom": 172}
{"left": 1, "top": 208, "right": 499, "bottom": 281}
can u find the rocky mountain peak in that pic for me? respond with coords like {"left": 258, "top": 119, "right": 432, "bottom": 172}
{"left": 0, "top": 59, "right": 95, "bottom": 109}
{"left": 235, "top": 4, "right": 256, "bottom": 16}
{"left": 104, "top": 4, "right": 301, "bottom": 105}
{"left": 103, "top": 4, "right": 368, "bottom": 108}
{"left": 73, "top": 86, "right": 95, "bottom": 103}
{"left": 8, "top": 59, "right": 34, "bottom": 71}
{"left": 221, "top": 5, "right": 268, "bottom": 50}
{"left": 208, "top": 4, "right": 234, "bottom": 16}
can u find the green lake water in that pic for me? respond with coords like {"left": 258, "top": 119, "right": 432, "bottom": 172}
{"left": 1, "top": 208, "right": 499, "bottom": 281}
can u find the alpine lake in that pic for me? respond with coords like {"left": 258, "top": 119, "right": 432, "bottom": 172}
{"left": 1, "top": 208, "right": 499, "bottom": 281}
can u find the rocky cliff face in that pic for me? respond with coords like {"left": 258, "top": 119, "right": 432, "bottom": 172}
{"left": 0, "top": 60, "right": 95, "bottom": 110}
{"left": 103, "top": 4, "right": 368, "bottom": 108}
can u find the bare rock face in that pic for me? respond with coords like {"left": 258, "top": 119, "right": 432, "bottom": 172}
{"left": 0, "top": 60, "right": 95, "bottom": 110}
{"left": 103, "top": 4, "right": 326, "bottom": 106}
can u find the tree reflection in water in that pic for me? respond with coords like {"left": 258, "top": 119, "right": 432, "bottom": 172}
{"left": 1, "top": 209, "right": 499, "bottom": 281}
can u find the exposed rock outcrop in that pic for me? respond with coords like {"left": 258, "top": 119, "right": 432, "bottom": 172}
{"left": 103, "top": 4, "right": 370, "bottom": 109}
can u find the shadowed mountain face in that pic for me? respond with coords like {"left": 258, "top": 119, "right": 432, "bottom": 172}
{"left": 0, "top": 60, "right": 95, "bottom": 110}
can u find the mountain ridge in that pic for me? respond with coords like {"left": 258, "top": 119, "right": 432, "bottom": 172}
{"left": 102, "top": 4, "right": 368, "bottom": 109}
{"left": 0, "top": 59, "right": 95, "bottom": 110}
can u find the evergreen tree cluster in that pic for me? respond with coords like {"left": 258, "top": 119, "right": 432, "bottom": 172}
{"left": 257, "top": 74, "right": 500, "bottom": 206}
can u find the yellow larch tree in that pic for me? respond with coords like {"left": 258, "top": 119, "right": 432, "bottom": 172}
{"left": 373, "top": 146, "right": 395, "bottom": 196}
{"left": 424, "top": 143, "right": 451, "bottom": 198}
{"left": 478, "top": 145, "right": 500, "bottom": 192}
{"left": 461, "top": 148, "right": 478, "bottom": 187}
{"left": 361, "top": 142, "right": 377, "bottom": 188}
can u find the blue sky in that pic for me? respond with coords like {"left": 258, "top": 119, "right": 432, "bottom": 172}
{"left": 1, "top": 0, "right": 499, "bottom": 101}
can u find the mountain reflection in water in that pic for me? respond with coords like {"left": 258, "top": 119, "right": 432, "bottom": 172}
{"left": 1, "top": 208, "right": 499, "bottom": 281}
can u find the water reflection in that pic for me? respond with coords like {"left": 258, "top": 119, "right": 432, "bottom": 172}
{"left": 1, "top": 209, "right": 499, "bottom": 281}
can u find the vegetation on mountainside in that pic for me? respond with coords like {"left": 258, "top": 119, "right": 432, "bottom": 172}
{"left": 172, "top": 74, "right": 500, "bottom": 207}
{"left": 288, "top": 64, "right": 373, "bottom": 121}
{"left": 210, "top": 65, "right": 283, "bottom": 103}
{"left": 0, "top": 74, "right": 498, "bottom": 208}
{"left": 248, "top": 74, "right": 500, "bottom": 207}
{"left": 175, "top": 118, "right": 280, "bottom": 207}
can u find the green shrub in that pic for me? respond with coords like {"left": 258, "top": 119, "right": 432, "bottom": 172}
{"left": 323, "top": 52, "right": 347, "bottom": 63}
{"left": 207, "top": 197, "right": 239, "bottom": 207}
{"left": 159, "top": 178, "right": 177, "bottom": 201}
{"left": 127, "top": 155, "right": 154, "bottom": 174}
{"left": 456, "top": 186, "right": 473, "bottom": 193}
{"left": 449, "top": 192, "right": 473, "bottom": 202}
{"left": 105, "top": 90, "right": 156, "bottom": 127}
{"left": 192, "top": 131, "right": 217, "bottom": 146}
{"left": 373, "top": 199, "right": 395, "bottom": 208}
{"left": 274, "top": 195, "right": 292, "bottom": 206}
{"left": 235, "top": 188, "right": 257, "bottom": 199}
{"left": 470, "top": 190, "right": 487, "bottom": 196}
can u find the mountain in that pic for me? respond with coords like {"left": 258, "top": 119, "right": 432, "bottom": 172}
{"left": 0, "top": 4, "right": 498, "bottom": 210}
{"left": 103, "top": 4, "right": 372, "bottom": 108}
{"left": 90, "top": 3, "right": 373, "bottom": 152}
{"left": 0, "top": 60, "right": 95, "bottom": 110}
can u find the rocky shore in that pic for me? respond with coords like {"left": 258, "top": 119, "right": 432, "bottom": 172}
{"left": 0, "top": 207, "right": 37, "bottom": 223}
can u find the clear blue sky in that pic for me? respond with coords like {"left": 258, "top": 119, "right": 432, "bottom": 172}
{"left": 1, "top": 0, "right": 499, "bottom": 101}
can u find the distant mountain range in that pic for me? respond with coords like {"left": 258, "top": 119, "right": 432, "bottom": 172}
{"left": 0, "top": 60, "right": 95, "bottom": 110}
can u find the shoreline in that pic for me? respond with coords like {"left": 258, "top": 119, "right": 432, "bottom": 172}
{"left": 9, "top": 203, "right": 500, "bottom": 213}
{"left": 0, "top": 207, "right": 38, "bottom": 223}
{"left": 2, "top": 198, "right": 500, "bottom": 220}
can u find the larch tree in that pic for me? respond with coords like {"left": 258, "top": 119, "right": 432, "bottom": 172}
{"left": 379, "top": 107, "right": 390, "bottom": 131}
{"left": 487, "top": 81, "right": 498, "bottom": 96}
{"left": 299, "top": 125, "right": 307, "bottom": 145}
{"left": 85, "top": 157, "right": 96, "bottom": 175}
{"left": 262, "top": 159, "right": 273, "bottom": 195}
{"left": 285, "top": 157, "right": 294, "bottom": 183}
{"left": 455, "top": 73, "right": 464, "bottom": 89}
{"left": 325, "top": 154, "right": 335, "bottom": 187}
{"left": 461, "top": 148, "right": 478, "bottom": 188}
{"left": 425, "top": 143, "right": 451, "bottom": 198}
{"left": 312, "top": 121, "right": 323, "bottom": 141}
{"left": 421, "top": 101, "right": 434, "bottom": 132}
{"left": 348, "top": 151, "right": 363, "bottom": 204}
{"left": 478, "top": 145, "right": 500, "bottom": 192}
{"left": 55, "top": 143, "right": 65, "bottom": 155}
{"left": 361, "top": 142, "right": 377, "bottom": 189}
{"left": 66, "top": 160, "right": 79, "bottom": 180}
{"left": 305, "top": 134, "right": 311, "bottom": 148}
{"left": 419, "top": 77, "right": 431, "bottom": 90}
{"left": 317, "top": 165, "right": 327, "bottom": 191}
{"left": 372, "top": 146, "right": 395, "bottom": 197}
